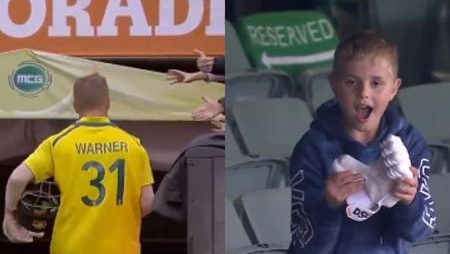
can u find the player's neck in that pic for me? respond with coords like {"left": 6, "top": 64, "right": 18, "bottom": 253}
{"left": 78, "top": 109, "right": 108, "bottom": 118}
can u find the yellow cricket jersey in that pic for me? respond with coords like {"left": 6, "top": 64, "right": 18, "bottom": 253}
{"left": 25, "top": 117, "right": 154, "bottom": 254}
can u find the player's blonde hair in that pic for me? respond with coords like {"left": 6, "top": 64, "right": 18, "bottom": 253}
{"left": 333, "top": 30, "right": 399, "bottom": 77}
{"left": 73, "top": 73, "right": 109, "bottom": 113}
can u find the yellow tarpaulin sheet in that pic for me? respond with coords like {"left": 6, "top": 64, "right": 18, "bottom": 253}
{"left": 0, "top": 49, "right": 224, "bottom": 120}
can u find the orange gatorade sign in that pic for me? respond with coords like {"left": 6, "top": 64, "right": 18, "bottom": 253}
{"left": 0, "top": 0, "right": 224, "bottom": 57}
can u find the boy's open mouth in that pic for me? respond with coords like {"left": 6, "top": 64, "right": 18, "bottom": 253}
{"left": 355, "top": 105, "right": 373, "bottom": 121}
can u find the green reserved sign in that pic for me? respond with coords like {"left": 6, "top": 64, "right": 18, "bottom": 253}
{"left": 239, "top": 11, "right": 338, "bottom": 75}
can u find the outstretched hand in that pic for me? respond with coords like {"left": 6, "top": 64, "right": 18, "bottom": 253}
{"left": 166, "top": 69, "right": 198, "bottom": 84}
{"left": 192, "top": 97, "right": 224, "bottom": 121}
{"left": 167, "top": 69, "right": 209, "bottom": 85}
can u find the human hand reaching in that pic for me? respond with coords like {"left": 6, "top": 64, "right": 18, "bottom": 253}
{"left": 192, "top": 97, "right": 224, "bottom": 121}
{"left": 194, "top": 49, "right": 214, "bottom": 73}
{"left": 166, "top": 69, "right": 206, "bottom": 84}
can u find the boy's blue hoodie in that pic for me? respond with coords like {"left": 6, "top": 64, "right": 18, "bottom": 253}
{"left": 289, "top": 100, "right": 436, "bottom": 254}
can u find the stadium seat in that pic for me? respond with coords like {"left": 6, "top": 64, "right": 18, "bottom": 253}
{"left": 226, "top": 70, "right": 295, "bottom": 112}
{"left": 226, "top": 158, "right": 288, "bottom": 202}
{"left": 226, "top": 197, "right": 288, "bottom": 254}
{"left": 429, "top": 145, "right": 450, "bottom": 174}
{"left": 361, "top": 0, "right": 443, "bottom": 86}
{"left": 226, "top": 109, "right": 290, "bottom": 205}
{"left": 226, "top": 124, "right": 246, "bottom": 163}
{"left": 226, "top": 197, "right": 252, "bottom": 250}
{"left": 407, "top": 239, "right": 449, "bottom": 254}
{"left": 397, "top": 83, "right": 450, "bottom": 146}
{"left": 430, "top": 172, "right": 450, "bottom": 236}
{"left": 230, "top": 98, "right": 312, "bottom": 159}
{"left": 240, "top": 187, "right": 291, "bottom": 248}
{"left": 226, "top": 20, "right": 252, "bottom": 74}
{"left": 300, "top": 68, "right": 334, "bottom": 114}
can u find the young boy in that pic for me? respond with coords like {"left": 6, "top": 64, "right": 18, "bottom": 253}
{"left": 289, "top": 30, "right": 436, "bottom": 253}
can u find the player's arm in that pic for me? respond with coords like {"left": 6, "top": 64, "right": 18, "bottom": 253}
{"left": 140, "top": 184, "right": 154, "bottom": 217}
{"left": 5, "top": 163, "right": 34, "bottom": 215}
{"left": 3, "top": 163, "right": 43, "bottom": 242}
{"left": 137, "top": 140, "right": 155, "bottom": 218}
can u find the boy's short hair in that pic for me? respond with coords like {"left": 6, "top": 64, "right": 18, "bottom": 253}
{"left": 73, "top": 73, "right": 109, "bottom": 111}
{"left": 333, "top": 30, "right": 399, "bottom": 77}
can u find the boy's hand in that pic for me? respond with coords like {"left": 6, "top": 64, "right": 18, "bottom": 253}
{"left": 391, "top": 166, "right": 419, "bottom": 205}
{"left": 325, "top": 171, "right": 365, "bottom": 208}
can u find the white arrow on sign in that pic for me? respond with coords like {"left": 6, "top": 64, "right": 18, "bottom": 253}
{"left": 261, "top": 49, "right": 335, "bottom": 68}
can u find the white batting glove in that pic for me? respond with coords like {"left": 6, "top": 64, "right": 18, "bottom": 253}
{"left": 381, "top": 135, "right": 412, "bottom": 180}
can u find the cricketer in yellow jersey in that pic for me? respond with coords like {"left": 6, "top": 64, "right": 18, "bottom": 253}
{"left": 3, "top": 73, "right": 155, "bottom": 254}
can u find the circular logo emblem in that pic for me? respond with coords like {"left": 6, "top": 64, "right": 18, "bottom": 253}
{"left": 9, "top": 61, "right": 51, "bottom": 97}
